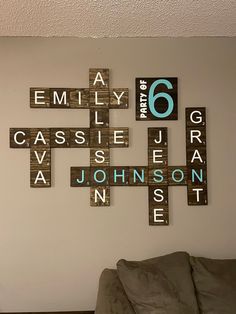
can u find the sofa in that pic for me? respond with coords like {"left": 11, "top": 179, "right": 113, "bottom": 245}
{"left": 95, "top": 251, "right": 236, "bottom": 314}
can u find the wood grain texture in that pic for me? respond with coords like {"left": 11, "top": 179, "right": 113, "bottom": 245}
{"left": 148, "top": 127, "right": 168, "bottom": 148}
{"left": 10, "top": 128, "right": 30, "bottom": 148}
{"left": 70, "top": 128, "right": 90, "bottom": 148}
{"left": 90, "top": 186, "right": 110, "bottom": 206}
{"left": 109, "top": 166, "right": 129, "bottom": 186}
{"left": 30, "top": 148, "right": 51, "bottom": 187}
{"left": 89, "top": 90, "right": 109, "bottom": 108}
{"left": 70, "top": 88, "right": 90, "bottom": 108}
{"left": 89, "top": 68, "right": 109, "bottom": 89}
{"left": 50, "top": 128, "right": 70, "bottom": 148}
{"left": 186, "top": 126, "right": 206, "bottom": 147}
{"left": 50, "top": 88, "right": 71, "bottom": 108}
{"left": 148, "top": 147, "right": 168, "bottom": 167}
{"left": 90, "top": 108, "right": 109, "bottom": 128}
{"left": 30, "top": 148, "right": 51, "bottom": 170}
{"left": 168, "top": 166, "right": 187, "bottom": 186}
{"left": 109, "top": 88, "right": 129, "bottom": 109}
{"left": 186, "top": 147, "right": 207, "bottom": 166}
{"left": 90, "top": 148, "right": 110, "bottom": 166}
{"left": 149, "top": 208, "right": 169, "bottom": 226}
{"left": 90, "top": 167, "right": 109, "bottom": 186}
{"left": 30, "top": 128, "right": 50, "bottom": 147}
{"left": 187, "top": 166, "right": 207, "bottom": 186}
{"left": 70, "top": 167, "right": 91, "bottom": 187}
{"left": 129, "top": 166, "right": 148, "bottom": 186}
{"left": 187, "top": 185, "right": 208, "bottom": 205}
{"left": 90, "top": 128, "right": 109, "bottom": 148}
{"left": 30, "top": 88, "right": 50, "bottom": 108}
{"left": 148, "top": 167, "right": 168, "bottom": 185}
{"left": 186, "top": 107, "right": 207, "bottom": 206}
{"left": 148, "top": 186, "right": 168, "bottom": 207}
{"left": 109, "top": 127, "right": 129, "bottom": 148}
{"left": 186, "top": 107, "right": 206, "bottom": 127}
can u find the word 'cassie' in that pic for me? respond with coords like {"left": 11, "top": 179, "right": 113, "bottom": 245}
{"left": 10, "top": 128, "right": 128, "bottom": 148}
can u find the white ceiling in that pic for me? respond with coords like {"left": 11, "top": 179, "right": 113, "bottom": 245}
{"left": 0, "top": 0, "right": 235, "bottom": 37}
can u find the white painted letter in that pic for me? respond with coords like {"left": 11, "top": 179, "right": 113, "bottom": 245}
{"left": 190, "top": 111, "right": 202, "bottom": 124}
{"left": 191, "top": 149, "right": 203, "bottom": 163}
{"left": 93, "top": 72, "right": 105, "bottom": 86}
{"left": 34, "top": 150, "right": 46, "bottom": 164}
{"left": 95, "top": 150, "right": 105, "bottom": 163}
{"left": 153, "top": 150, "right": 163, "bottom": 163}
{"left": 113, "top": 91, "right": 125, "bottom": 105}
{"left": 34, "top": 131, "right": 46, "bottom": 145}
{"left": 95, "top": 188, "right": 106, "bottom": 203}
{"left": 53, "top": 91, "right": 67, "bottom": 105}
{"left": 55, "top": 131, "right": 66, "bottom": 145}
{"left": 154, "top": 189, "right": 164, "bottom": 202}
{"left": 192, "top": 188, "right": 203, "bottom": 202}
{"left": 34, "top": 171, "right": 46, "bottom": 184}
{"left": 75, "top": 131, "right": 85, "bottom": 144}
{"left": 35, "top": 91, "right": 45, "bottom": 105}
{"left": 14, "top": 131, "right": 26, "bottom": 145}
{"left": 114, "top": 130, "right": 124, "bottom": 144}
{"left": 190, "top": 130, "right": 202, "bottom": 144}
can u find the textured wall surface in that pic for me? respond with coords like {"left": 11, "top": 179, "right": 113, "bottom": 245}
{"left": 0, "top": 0, "right": 236, "bottom": 37}
{"left": 0, "top": 37, "right": 236, "bottom": 311}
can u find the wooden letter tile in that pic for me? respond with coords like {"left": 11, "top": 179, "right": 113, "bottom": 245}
{"left": 168, "top": 166, "right": 187, "bottom": 186}
{"left": 90, "top": 167, "right": 109, "bottom": 186}
{"left": 90, "top": 109, "right": 109, "bottom": 128}
{"left": 149, "top": 207, "right": 169, "bottom": 226}
{"left": 129, "top": 167, "right": 148, "bottom": 186}
{"left": 110, "top": 167, "right": 129, "bottom": 186}
{"left": 110, "top": 88, "right": 129, "bottom": 109}
{"left": 90, "top": 186, "right": 110, "bottom": 206}
{"left": 69, "top": 88, "right": 89, "bottom": 108}
{"left": 70, "top": 167, "right": 90, "bottom": 187}
{"left": 89, "top": 90, "right": 109, "bottom": 108}
{"left": 90, "top": 149, "right": 110, "bottom": 166}
{"left": 90, "top": 128, "right": 109, "bottom": 148}
{"left": 10, "top": 128, "right": 30, "bottom": 148}
{"left": 30, "top": 128, "right": 50, "bottom": 147}
{"left": 148, "top": 167, "right": 168, "bottom": 185}
{"left": 148, "top": 127, "right": 168, "bottom": 148}
{"left": 109, "top": 128, "right": 129, "bottom": 148}
{"left": 186, "top": 107, "right": 206, "bottom": 127}
{"left": 70, "top": 128, "right": 90, "bottom": 148}
{"left": 89, "top": 68, "right": 109, "bottom": 90}
{"left": 30, "top": 88, "right": 50, "bottom": 108}
{"left": 50, "top": 128, "right": 70, "bottom": 148}
{"left": 30, "top": 147, "right": 51, "bottom": 188}
{"left": 50, "top": 88, "right": 71, "bottom": 108}
{"left": 148, "top": 148, "right": 168, "bottom": 167}
{"left": 187, "top": 185, "right": 208, "bottom": 205}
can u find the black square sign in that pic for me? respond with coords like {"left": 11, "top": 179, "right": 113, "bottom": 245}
{"left": 136, "top": 78, "right": 178, "bottom": 120}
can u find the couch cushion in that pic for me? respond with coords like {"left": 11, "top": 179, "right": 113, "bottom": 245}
{"left": 190, "top": 256, "right": 236, "bottom": 314}
{"left": 95, "top": 268, "right": 135, "bottom": 314}
{"left": 117, "top": 251, "right": 199, "bottom": 314}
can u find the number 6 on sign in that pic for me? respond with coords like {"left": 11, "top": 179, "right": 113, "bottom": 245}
{"left": 136, "top": 77, "right": 178, "bottom": 120}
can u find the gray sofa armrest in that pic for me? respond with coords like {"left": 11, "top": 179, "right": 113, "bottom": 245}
{"left": 95, "top": 268, "right": 135, "bottom": 314}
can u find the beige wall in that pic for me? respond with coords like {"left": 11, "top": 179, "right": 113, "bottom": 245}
{"left": 0, "top": 38, "right": 235, "bottom": 311}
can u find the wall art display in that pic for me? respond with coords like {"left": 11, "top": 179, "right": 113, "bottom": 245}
{"left": 136, "top": 78, "right": 178, "bottom": 120}
{"left": 9, "top": 69, "right": 208, "bottom": 226}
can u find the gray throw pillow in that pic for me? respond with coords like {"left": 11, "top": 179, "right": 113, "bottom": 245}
{"left": 190, "top": 256, "right": 236, "bottom": 314}
{"left": 117, "top": 251, "right": 199, "bottom": 314}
